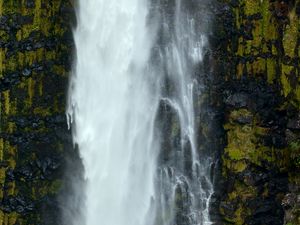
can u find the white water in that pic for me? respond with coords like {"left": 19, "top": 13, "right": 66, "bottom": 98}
{"left": 152, "top": 1, "right": 214, "bottom": 225}
{"left": 67, "top": 0, "right": 213, "bottom": 225}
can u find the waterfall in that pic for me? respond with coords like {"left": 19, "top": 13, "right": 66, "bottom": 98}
{"left": 66, "top": 0, "right": 213, "bottom": 225}
{"left": 151, "top": 1, "right": 213, "bottom": 224}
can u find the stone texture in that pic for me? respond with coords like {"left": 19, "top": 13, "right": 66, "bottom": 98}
{"left": 213, "top": 0, "right": 300, "bottom": 224}
{"left": 0, "top": 1, "right": 74, "bottom": 224}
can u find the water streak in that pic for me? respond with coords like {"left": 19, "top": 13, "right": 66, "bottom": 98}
{"left": 67, "top": 0, "right": 213, "bottom": 225}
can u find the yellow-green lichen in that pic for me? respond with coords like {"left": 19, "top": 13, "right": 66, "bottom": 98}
{"left": 261, "top": 0, "right": 275, "bottom": 40}
{"left": 33, "top": 0, "right": 41, "bottom": 27}
{"left": 0, "top": 0, "right": 72, "bottom": 223}
{"left": 7, "top": 122, "right": 16, "bottom": 134}
{"left": 267, "top": 58, "right": 276, "bottom": 83}
{"left": 2, "top": 91, "right": 10, "bottom": 115}
{"left": 33, "top": 107, "right": 51, "bottom": 116}
{"left": 0, "top": 138, "right": 3, "bottom": 160}
{"left": 0, "top": 49, "right": 4, "bottom": 77}
{"left": 0, "top": 168, "right": 5, "bottom": 199}
{"left": 0, "top": 0, "right": 2, "bottom": 15}
{"left": 281, "top": 72, "right": 292, "bottom": 97}
{"left": 251, "top": 57, "right": 265, "bottom": 76}
{"left": 283, "top": 10, "right": 298, "bottom": 58}
{"left": 295, "top": 86, "right": 300, "bottom": 104}
{"left": 27, "top": 77, "right": 35, "bottom": 106}
{"left": 5, "top": 141, "right": 17, "bottom": 169}
{"left": 224, "top": 159, "right": 248, "bottom": 173}
{"left": 244, "top": 0, "right": 260, "bottom": 16}
{"left": 38, "top": 80, "right": 43, "bottom": 96}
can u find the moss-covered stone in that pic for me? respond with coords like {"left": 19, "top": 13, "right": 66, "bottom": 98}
{"left": 215, "top": 0, "right": 300, "bottom": 224}
{"left": 0, "top": 0, "right": 74, "bottom": 224}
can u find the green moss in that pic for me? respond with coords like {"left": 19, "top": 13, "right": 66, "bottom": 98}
{"left": 33, "top": 0, "right": 41, "bottom": 27}
{"left": 34, "top": 180, "right": 63, "bottom": 198}
{"left": 0, "top": 0, "right": 72, "bottom": 223}
{"left": 0, "top": 0, "right": 2, "bottom": 15}
{"left": 225, "top": 124, "right": 256, "bottom": 161}
{"left": 38, "top": 79, "right": 43, "bottom": 96}
{"left": 33, "top": 107, "right": 52, "bottom": 116}
{"left": 0, "top": 138, "right": 3, "bottom": 160}
{"left": 7, "top": 212, "right": 18, "bottom": 225}
{"left": 261, "top": 0, "right": 274, "bottom": 39}
{"left": 281, "top": 73, "right": 292, "bottom": 97}
{"left": 222, "top": 0, "right": 300, "bottom": 224}
{"left": 2, "top": 90, "right": 10, "bottom": 115}
{"left": 290, "top": 140, "right": 300, "bottom": 167}
{"left": 27, "top": 77, "right": 35, "bottom": 106}
{"left": 0, "top": 168, "right": 5, "bottom": 199}
{"left": 53, "top": 65, "right": 67, "bottom": 77}
{"left": 295, "top": 86, "right": 300, "bottom": 104}
{"left": 233, "top": 205, "right": 245, "bottom": 225}
{"left": 233, "top": 161, "right": 248, "bottom": 173}
{"left": 222, "top": 182, "right": 255, "bottom": 224}
{"left": 244, "top": 0, "right": 260, "bottom": 16}
{"left": 237, "top": 37, "right": 244, "bottom": 56}
{"left": 267, "top": 58, "right": 276, "bottom": 83}
{"left": 251, "top": 57, "right": 265, "bottom": 75}
{"left": 0, "top": 49, "right": 4, "bottom": 77}
{"left": 227, "top": 148, "right": 245, "bottom": 160}
{"left": 283, "top": 10, "right": 298, "bottom": 58}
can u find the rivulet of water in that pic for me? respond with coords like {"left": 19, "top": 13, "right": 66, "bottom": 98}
{"left": 151, "top": 1, "right": 213, "bottom": 225}
{"left": 66, "top": 0, "right": 214, "bottom": 225}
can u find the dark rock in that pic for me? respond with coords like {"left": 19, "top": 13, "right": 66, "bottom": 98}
{"left": 0, "top": 161, "right": 9, "bottom": 167}
{"left": 22, "top": 68, "right": 31, "bottom": 77}
{"left": 262, "top": 132, "right": 287, "bottom": 148}
{"left": 282, "top": 193, "right": 297, "bottom": 209}
{"left": 36, "top": 156, "right": 61, "bottom": 178}
{"left": 225, "top": 92, "right": 248, "bottom": 108}
{"left": 285, "top": 129, "right": 298, "bottom": 142}
{"left": 15, "top": 165, "right": 35, "bottom": 180}
{"left": 287, "top": 114, "right": 300, "bottom": 130}
{"left": 234, "top": 113, "right": 253, "bottom": 124}
{"left": 1, "top": 195, "right": 35, "bottom": 214}
{"left": 219, "top": 201, "right": 236, "bottom": 217}
{"left": 246, "top": 199, "right": 284, "bottom": 225}
{"left": 6, "top": 168, "right": 15, "bottom": 181}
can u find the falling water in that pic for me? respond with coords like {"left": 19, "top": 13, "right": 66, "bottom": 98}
{"left": 67, "top": 0, "right": 213, "bottom": 225}
{"left": 151, "top": 1, "right": 214, "bottom": 224}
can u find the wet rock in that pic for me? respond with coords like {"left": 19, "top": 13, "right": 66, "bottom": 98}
{"left": 225, "top": 92, "right": 248, "bottom": 108}
{"left": 2, "top": 195, "right": 35, "bottom": 214}
{"left": 36, "top": 157, "right": 61, "bottom": 178}
{"left": 287, "top": 114, "right": 300, "bottom": 130}
{"left": 235, "top": 114, "right": 252, "bottom": 124}
{"left": 285, "top": 129, "right": 298, "bottom": 142}
{"left": 274, "top": 1, "right": 289, "bottom": 19}
{"left": 6, "top": 168, "right": 15, "bottom": 181}
{"left": 219, "top": 201, "right": 236, "bottom": 217}
{"left": 15, "top": 165, "right": 35, "bottom": 181}
{"left": 246, "top": 198, "right": 284, "bottom": 225}
{"left": 0, "top": 161, "right": 9, "bottom": 167}
{"left": 262, "top": 131, "right": 287, "bottom": 148}
{"left": 253, "top": 200, "right": 275, "bottom": 215}
{"left": 282, "top": 193, "right": 297, "bottom": 209}
{"left": 22, "top": 68, "right": 31, "bottom": 77}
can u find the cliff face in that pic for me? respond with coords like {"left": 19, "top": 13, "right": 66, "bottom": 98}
{"left": 214, "top": 0, "right": 300, "bottom": 224}
{"left": 0, "top": 1, "right": 74, "bottom": 224}
{"left": 0, "top": 0, "right": 299, "bottom": 225}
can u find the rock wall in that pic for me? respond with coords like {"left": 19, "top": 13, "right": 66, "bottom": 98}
{"left": 214, "top": 0, "right": 300, "bottom": 224}
{"left": 0, "top": 1, "right": 74, "bottom": 224}
{"left": 0, "top": 0, "right": 299, "bottom": 225}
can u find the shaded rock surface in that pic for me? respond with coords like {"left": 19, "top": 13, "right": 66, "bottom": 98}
{"left": 213, "top": 0, "right": 300, "bottom": 224}
{"left": 0, "top": 0, "right": 75, "bottom": 224}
